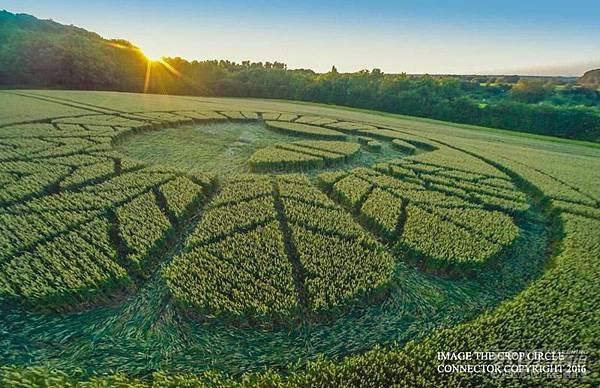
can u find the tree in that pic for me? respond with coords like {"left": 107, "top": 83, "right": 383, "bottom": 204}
{"left": 510, "top": 80, "right": 549, "bottom": 103}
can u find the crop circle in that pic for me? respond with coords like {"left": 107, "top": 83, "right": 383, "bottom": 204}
{"left": 1, "top": 97, "right": 562, "bottom": 383}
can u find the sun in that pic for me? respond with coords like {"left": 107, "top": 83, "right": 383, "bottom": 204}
{"left": 139, "top": 48, "right": 183, "bottom": 93}
{"left": 139, "top": 46, "right": 163, "bottom": 62}
{"left": 144, "top": 52, "right": 163, "bottom": 62}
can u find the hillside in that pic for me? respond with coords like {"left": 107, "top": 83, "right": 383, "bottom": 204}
{"left": 0, "top": 10, "right": 147, "bottom": 90}
{"left": 579, "top": 69, "right": 600, "bottom": 89}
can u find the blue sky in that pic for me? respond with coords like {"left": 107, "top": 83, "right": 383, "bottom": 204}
{"left": 2, "top": 0, "right": 599, "bottom": 75}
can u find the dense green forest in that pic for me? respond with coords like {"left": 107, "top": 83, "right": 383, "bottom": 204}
{"left": 1, "top": 10, "right": 599, "bottom": 141}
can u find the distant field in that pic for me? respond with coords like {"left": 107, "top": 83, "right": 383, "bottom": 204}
{"left": 0, "top": 90, "right": 598, "bottom": 386}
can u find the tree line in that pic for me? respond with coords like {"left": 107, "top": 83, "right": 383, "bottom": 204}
{"left": 1, "top": 10, "right": 599, "bottom": 141}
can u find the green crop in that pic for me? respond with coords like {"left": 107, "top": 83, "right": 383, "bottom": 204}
{"left": 0, "top": 90, "right": 597, "bottom": 386}
{"left": 249, "top": 140, "right": 359, "bottom": 171}
{"left": 265, "top": 120, "right": 347, "bottom": 139}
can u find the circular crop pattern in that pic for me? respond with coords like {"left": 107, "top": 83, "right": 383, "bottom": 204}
{"left": 6, "top": 93, "right": 579, "bottom": 387}
{"left": 0, "top": 107, "right": 526, "bottom": 319}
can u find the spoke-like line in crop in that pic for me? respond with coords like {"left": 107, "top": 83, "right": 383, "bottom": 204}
{"left": 206, "top": 193, "right": 271, "bottom": 210}
{"left": 113, "top": 158, "right": 122, "bottom": 175}
{"left": 185, "top": 217, "right": 275, "bottom": 252}
{"left": 394, "top": 199, "right": 409, "bottom": 239}
{"left": 0, "top": 139, "right": 18, "bottom": 149}
{"left": 284, "top": 142, "right": 348, "bottom": 157}
{"left": 424, "top": 138, "right": 563, "bottom": 264}
{"left": 278, "top": 194, "right": 339, "bottom": 211}
{"left": 393, "top": 158, "right": 502, "bottom": 181}
{"left": 106, "top": 208, "right": 132, "bottom": 270}
{"left": 52, "top": 165, "right": 77, "bottom": 187}
{"left": 375, "top": 166, "right": 524, "bottom": 215}
{"left": 418, "top": 173, "right": 523, "bottom": 203}
{"left": 554, "top": 207, "right": 600, "bottom": 221}
{"left": 378, "top": 125, "right": 445, "bottom": 146}
{"left": 96, "top": 182, "right": 218, "bottom": 337}
{"left": 503, "top": 155, "right": 599, "bottom": 207}
{"left": 4, "top": 213, "right": 96, "bottom": 262}
{"left": 431, "top": 139, "right": 553, "bottom": 206}
{"left": 275, "top": 144, "right": 338, "bottom": 159}
{"left": 289, "top": 218, "right": 369, "bottom": 244}
{"left": 272, "top": 178, "right": 309, "bottom": 309}
{"left": 0, "top": 171, "right": 69, "bottom": 208}
{"left": 318, "top": 181, "right": 393, "bottom": 249}
{"left": 60, "top": 169, "right": 121, "bottom": 193}
{"left": 45, "top": 96, "right": 127, "bottom": 114}
{"left": 2, "top": 148, "right": 106, "bottom": 164}
{"left": 356, "top": 184, "right": 375, "bottom": 211}
{"left": 413, "top": 203, "right": 503, "bottom": 245}
{"left": 153, "top": 186, "right": 177, "bottom": 227}
{"left": 11, "top": 92, "right": 175, "bottom": 127}
{"left": 0, "top": 100, "right": 116, "bottom": 129}
{"left": 376, "top": 165, "right": 510, "bottom": 238}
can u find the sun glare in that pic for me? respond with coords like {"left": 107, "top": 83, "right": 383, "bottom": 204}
{"left": 144, "top": 53, "right": 162, "bottom": 62}
{"left": 139, "top": 46, "right": 163, "bottom": 62}
{"left": 141, "top": 49, "right": 184, "bottom": 93}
